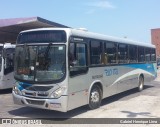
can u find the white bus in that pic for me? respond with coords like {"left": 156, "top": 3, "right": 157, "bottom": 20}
{"left": 12, "top": 28, "right": 157, "bottom": 112}
{"left": 0, "top": 43, "right": 15, "bottom": 89}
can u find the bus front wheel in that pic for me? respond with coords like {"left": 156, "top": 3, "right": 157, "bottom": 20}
{"left": 138, "top": 75, "right": 144, "bottom": 91}
{"left": 89, "top": 85, "right": 102, "bottom": 109}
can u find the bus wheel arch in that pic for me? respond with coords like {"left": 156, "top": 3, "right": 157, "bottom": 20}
{"left": 88, "top": 82, "right": 103, "bottom": 110}
{"left": 138, "top": 74, "right": 144, "bottom": 91}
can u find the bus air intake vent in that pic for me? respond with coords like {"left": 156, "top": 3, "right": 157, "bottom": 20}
{"left": 26, "top": 99, "right": 45, "bottom": 105}
{"left": 25, "top": 86, "right": 53, "bottom": 91}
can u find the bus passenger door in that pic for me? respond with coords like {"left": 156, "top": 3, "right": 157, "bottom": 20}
{"left": 67, "top": 42, "right": 89, "bottom": 110}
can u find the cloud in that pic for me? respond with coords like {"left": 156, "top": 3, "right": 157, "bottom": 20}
{"left": 85, "top": 0, "right": 116, "bottom": 14}
{"left": 87, "top": 0, "right": 116, "bottom": 9}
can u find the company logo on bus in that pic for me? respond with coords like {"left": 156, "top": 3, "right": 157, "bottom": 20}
{"left": 105, "top": 68, "right": 118, "bottom": 76}
{"left": 33, "top": 92, "right": 37, "bottom": 97}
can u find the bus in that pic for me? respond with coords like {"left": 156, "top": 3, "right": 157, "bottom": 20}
{"left": 12, "top": 28, "right": 157, "bottom": 112}
{"left": 0, "top": 43, "right": 15, "bottom": 89}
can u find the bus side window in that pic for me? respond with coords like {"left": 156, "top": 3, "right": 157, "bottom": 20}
{"left": 90, "top": 40, "right": 102, "bottom": 65}
{"left": 76, "top": 44, "right": 86, "bottom": 66}
{"left": 105, "top": 42, "right": 117, "bottom": 64}
{"left": 69, "top": 43, "right": 88, "bottom": 76}
{"left": 118, "top": 44, "right": 128, "bottom": 63}
{"left": 100, "top": 53, "right": 108, "bottom": 64}
{"left": 138, "top": 46, "right": 145, "bottom": 62}
{"left": 145, "top": 48, "right": 151, "bottom": 62}
{"left": 4, "top": 48, "right": 15, "bottom": 75}
{"left": 129, "top": 45, "right": 137, "bottom": 63}
{"left": 151, "top": 48, "right": 156, "bottom": 62}
{"left": 69, "top": 43, "right": 76, "bottom": 67}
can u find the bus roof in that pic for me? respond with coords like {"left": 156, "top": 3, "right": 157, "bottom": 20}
{"left": 19, "top": 28, "right": 155, "bottom": 48}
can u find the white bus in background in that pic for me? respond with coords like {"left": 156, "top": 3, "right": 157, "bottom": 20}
{"left": 12, "top": 28, "right": 157, "bottom": 112}
{"left": 0, "top": 43, "right": 15, "bottom": 89}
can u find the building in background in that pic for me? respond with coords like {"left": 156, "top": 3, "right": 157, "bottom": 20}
{"left": 151, "top": 28, "right": 160, "bottom": 58}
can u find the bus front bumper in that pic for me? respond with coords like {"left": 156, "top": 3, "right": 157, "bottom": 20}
{"left": 12, "top": 91, "right": 68, "bottom": 112}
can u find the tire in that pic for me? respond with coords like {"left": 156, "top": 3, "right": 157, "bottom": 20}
{"left": 89, "top": 85, "right": 102, "bottom": 109}
{"left": 138, "top": 76, "right": 144, "bottom": 91}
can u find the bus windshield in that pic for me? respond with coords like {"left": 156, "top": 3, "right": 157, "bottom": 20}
{"left": 14, "top": 44, "right": 66, "bottom": 83}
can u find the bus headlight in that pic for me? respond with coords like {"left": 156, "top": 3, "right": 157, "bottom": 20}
{"left": 13, "top": 86, "right": 22, "bottom": 95}
{"left": 50, "top": 87, "right": 66, "bottom": 98}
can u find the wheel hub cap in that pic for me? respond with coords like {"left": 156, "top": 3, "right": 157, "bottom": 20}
{"left": 91, "top": 91, "right": 99, "bottom": 102}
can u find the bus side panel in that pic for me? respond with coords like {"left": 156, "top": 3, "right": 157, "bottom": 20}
{"left": 100, "top": 67, "right": 118, "bottom": 97}
{"left": 0, "top": 56, "right": 15, "bottom": 89}
{"left": 87, "top": 67, "right": 118, "bottom": 99}
{"left": 116, "top": 63, "right": 157, "bottom": 93}
{"left": 144, "top": 63, "right": 157, "bottom": 83}
{"left": 110, "top": 66, "right": 138, "bottom": 94}
{"left": 67, "top": 74, "right": 89, "bottom": 111}
{"left": 0, "top": 72, "right": 15, "bottom": 89}
{"left": 125, "top": 63, "right": 157, "bottom": 83}
{"left": 67, "top": 63, "right": 156, "bottom": 111}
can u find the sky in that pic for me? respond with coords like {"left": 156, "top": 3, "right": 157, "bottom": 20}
{"left": 0, "top": 0, "right": 160, "bottom": 43}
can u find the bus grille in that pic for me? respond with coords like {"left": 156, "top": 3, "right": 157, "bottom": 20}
{"left": 26, "top": 99, "right": 45, "bottom": 105}
{"left": 24, "top": 92, "right": 48, "bottom": 97}
{"left": 25, "top": 86, "right": 53, "bottom": 91}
